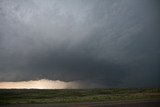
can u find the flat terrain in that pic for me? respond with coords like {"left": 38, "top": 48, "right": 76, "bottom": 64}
{"left": 0, "top": 100, "right": 160, "bottom": 107}
{"left": 0, "top": 88, "right": 160, "bottom": 105}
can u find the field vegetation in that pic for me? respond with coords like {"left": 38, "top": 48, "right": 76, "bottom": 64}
{"left": 0, "top": 88, "right": 160, "bottom": 105}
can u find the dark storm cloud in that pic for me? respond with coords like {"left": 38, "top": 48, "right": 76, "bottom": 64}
{"left": 0, "top": 0, "right": 160, "bottom": 87}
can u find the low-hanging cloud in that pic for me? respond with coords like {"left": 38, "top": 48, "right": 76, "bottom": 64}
{"left": 0, "top": 79, "right": 105, "bottom": 89}
{"left": 0, "top": 0, "right": 160, "bottom": 88}
{"left": 0, "top": 79, "right": 81, "bottom": 89}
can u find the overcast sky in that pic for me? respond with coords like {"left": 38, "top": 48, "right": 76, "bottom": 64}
{"left": 0, "top": 0, "right": 160, "bottom": 88}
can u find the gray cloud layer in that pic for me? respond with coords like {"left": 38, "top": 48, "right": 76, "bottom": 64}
{"left": 0, "top": 0, "right": 160, "bottom": 87}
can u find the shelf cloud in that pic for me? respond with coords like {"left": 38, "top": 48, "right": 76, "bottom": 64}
{"left": 0, "top": 0, "right": 160, "bottom": 88}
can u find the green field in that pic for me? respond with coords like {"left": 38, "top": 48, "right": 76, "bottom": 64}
{"left": 0, "top": 88, "right": 160, "bottom": 105}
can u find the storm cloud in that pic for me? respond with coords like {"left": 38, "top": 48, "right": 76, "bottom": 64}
{"left": 0, "top": 0, "right": 160, "bottom": 88}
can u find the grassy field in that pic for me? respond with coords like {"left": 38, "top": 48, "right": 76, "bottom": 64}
{"left": 0, "top": 88, "right": 160, "bottom": 105}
